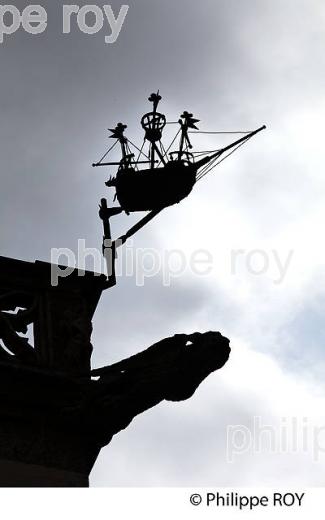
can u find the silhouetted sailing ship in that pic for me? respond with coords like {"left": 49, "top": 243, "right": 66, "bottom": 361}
{"left": 93, "top": 92, "right": 265, "bottom": 249}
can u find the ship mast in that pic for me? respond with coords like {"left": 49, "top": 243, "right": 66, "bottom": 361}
{"left": 178, "top": 111, "right": 200, "bottom": 160}
{"left": 141, "top": 91, "right": 167, "bottom": 169}
{"left": 108, "top": 122, "right": 135, "bottom": 169}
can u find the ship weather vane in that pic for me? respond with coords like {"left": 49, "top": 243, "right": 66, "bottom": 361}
{"left": 93, "top": 92, "right": 266, "bottom": 283}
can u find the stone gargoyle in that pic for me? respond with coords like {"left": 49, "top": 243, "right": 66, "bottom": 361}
{"left": 82, "top": 330, "right": 231, "bottom": 447}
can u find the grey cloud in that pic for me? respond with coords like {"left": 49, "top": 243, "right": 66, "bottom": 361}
{"left": 1, "top": 0, "right": 325, "bottom": 486}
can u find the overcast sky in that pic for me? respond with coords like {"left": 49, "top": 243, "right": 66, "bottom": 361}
{"left": 2, "top": 0, "right": 325, "bottom": 486}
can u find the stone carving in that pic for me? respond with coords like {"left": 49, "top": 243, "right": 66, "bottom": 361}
{"left": 87, "top": 331, "right": 230, "bottom": 447}
{"left": 0, "top": 256, "right": 230, "bottom": 485}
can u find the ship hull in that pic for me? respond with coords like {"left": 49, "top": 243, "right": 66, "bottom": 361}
{"left": 113, "top": 162, "right": 197, "bottom": 212}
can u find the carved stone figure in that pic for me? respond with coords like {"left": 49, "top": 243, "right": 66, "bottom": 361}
{"left": 0, "top": 256, "right": 230, "bottom": 486}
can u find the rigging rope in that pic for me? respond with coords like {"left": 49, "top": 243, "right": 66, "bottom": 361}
{"left": 189, "top": 130, "right": 253, "bottom": 135}
{"left": 191, "top": 149, "right": 222, "bottom": 156}
{"left": 157, "top": 128, "right": 181, "bottom": 167}
{"left": 127, "top": 138, "right": 150, "bottom": 160}
{"left": 196, "top": 157, "right": 219, "bottom": 181}
{"left": 159, "top": 140, "right": 167, "bottom": 160}
{"left": 97, "top": 140, "right": 118, "bottom": 164}
{"left": 135, "top": 139, "right": 146, "bottom": 164}
{"left": 196, "top": 135, "right": 254, "bottom": 182}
